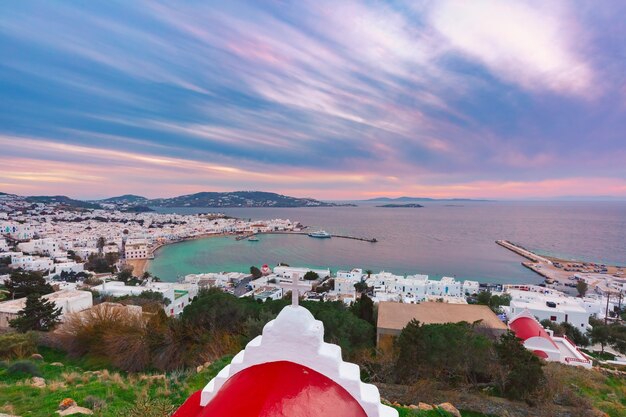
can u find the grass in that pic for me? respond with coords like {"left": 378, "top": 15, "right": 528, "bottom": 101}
{"left": 3, "top": 347, "right": 622, "bottom": 417}
{"left": 393, "top": 406, "right": 496, "bottom": 417}
{"left": 543, "top": 362, "right": 626, "bottom": 417}
{"left": 0, "top": 346, "right": 232, "bottom": 417}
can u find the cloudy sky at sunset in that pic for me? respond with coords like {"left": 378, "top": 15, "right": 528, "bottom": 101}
{"left": 1, "top": 1, "right": 625, "bottom": 200}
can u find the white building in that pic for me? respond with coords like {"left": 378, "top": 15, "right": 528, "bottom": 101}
{"left": 10, "top": 254, "right": 54, "bottom": 271}
{"left": 334, "top": 278, "right": 357, "bottom": 297}
{"left": 0, "top": 289, "right": 93, "bottom": 329}
{"left": 94, "top": 280, "right": 198, "bottom": 316}
{"left": 336, "top": 269, "right": 366, "bottom": 281}
{"left": 273, "top": 266, "right": 330, "bottom": 280}
{"left": 0, "top": 222, "right": 33, "bottom": 240}
{"left": 463, "top": 280, "right": 480, "bottom": 295}
{"left": 365, "top": 271, "right": 473, "bottom": 303}
{"left": 506, "top": 288, "right": 591, "bottom": 330}
{"left": 253, "top": 287, "right": 283, "bottom": 302}
{"left": 124, "top": 242, "right": 151, "bottom": 260}
{"left": 0, "top": 238, "right": 9, "bottom": 252}
{"left": 53, "top": 261, "right": 85, "bottom": 275}
{"left": 18, "top": 238, "right": 62, "bottom": 257}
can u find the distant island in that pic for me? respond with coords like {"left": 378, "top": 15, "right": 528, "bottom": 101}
{"left": 366, "top": 196, "right": 491, "bottom": 202}
{"left": 2, "top": 191, "right": 354, "bottom": 209}
{"left": 376, "top": 203, "right": 424, "bottom": 208}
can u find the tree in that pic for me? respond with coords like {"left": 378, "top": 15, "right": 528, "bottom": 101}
{"left": 96, "top": 237, "right": 106, "bottom": 255}
{"left": 588, "top": 318, "right": 611, "bottom": 353}
{"left": 250, "top": 266, "right": 262, "bottom": 279}
{"left": 576, "top": 280, "right": 589, "bottom": 298}
{"left": 5, "top": 271, "right": 54, "bottom": 299}
{"left": 85, "top": 253, "right": 114, "bottom": 273}
{"left": 354, "top": 281, "right": 368, "bottom": 294}
{"left": 9, "top": 293, "right": 62, "bottom": 332}
{"left": 494, "top": 331, "right": 544, "bottom": 400}
{"left": 541, "top": 319, "right": 590, "bottom": 346}
{"left": 608, "top": 325, "right": 626, "bottom": 355}
{"left": 303, "top": 271, "right": 319, "bottom": 281}
{"left": 351, "top": 294, "right": 375, "bottom": 325}
{"left": 117, "top": 266, "right": 134, "bottom": 283}
{"left": 365, "top": 270, "right": 373, "bottom": 278}
{"left": 396, "top": 320, "right": 493, "bottom": 385}
{"left": 475, "top": 291, "right": 510, "bottom": 314}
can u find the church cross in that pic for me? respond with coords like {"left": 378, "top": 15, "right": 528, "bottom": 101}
{"left": 283, "top": 273, "right": 309, "bottom": 307}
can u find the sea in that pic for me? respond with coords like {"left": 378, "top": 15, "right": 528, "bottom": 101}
{"left": 148, "top": 201, "right": 626, "bottom": 285}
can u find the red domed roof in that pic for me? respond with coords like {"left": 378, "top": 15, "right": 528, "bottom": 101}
{"left": 173, "top": 361, "right": 368, "bottom": 417}
{"left": 509, "top": 316, "right": 557, "bottom": 348}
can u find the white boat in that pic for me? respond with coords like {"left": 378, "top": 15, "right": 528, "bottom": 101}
{"left": 308, "top": 230, "right": 331, "bottom": 239}
{"left": 248, "top": 236, "right": 259, "bottom": 242}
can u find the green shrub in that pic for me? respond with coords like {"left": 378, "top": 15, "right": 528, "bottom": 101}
{"left": 6, "top": 360, "right": 41, "bottom": 377}
{"left": 115, "top": 397, "right": 176, "bottom": 417}
{"left": 0, "top": 332, "right": 38, "bottom": 360}
{"left": 83, "top": 395, "right": 107, "bottom": 411}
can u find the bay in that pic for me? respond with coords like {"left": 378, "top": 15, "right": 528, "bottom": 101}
{"left": 148, "top": 201, "right": 626, "bottom": 284}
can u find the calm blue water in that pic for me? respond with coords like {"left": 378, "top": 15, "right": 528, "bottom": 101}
{"left": 148, "top": 201, "right": 626, "bottom": 284}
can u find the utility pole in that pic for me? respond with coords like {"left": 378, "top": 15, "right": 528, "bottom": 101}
{"left": 605, "top": 291, "right": 611, "bottom": 325}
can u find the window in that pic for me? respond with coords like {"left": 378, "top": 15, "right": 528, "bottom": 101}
{"left": 550, "top": 316, "right": 557, "bottom": 321}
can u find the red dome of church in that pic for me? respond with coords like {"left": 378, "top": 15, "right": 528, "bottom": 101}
{"left": 509, "top": 315, "right": 557, "bottom": 348}
{"left": 173, "top": 361, "right": 367, "bottom": 417}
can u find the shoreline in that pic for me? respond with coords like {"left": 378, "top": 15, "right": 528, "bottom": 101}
{"left": 144, "top": 233, "right": 541, "bottom": 285}
{"left": 140, "top": 233, "right": 237, "bottom": 277}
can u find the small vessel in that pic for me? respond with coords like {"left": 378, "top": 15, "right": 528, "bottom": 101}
{"left": 248, "top": 236, "right": 259, "bottom": 242}
{"left": 308, "top": 230, "right": 332, "bottom": 239}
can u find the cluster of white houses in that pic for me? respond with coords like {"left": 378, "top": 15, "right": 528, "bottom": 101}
{"left": 334, "top": 269, "right": 480, "bottom": 303}
{"left": 0, "top": 203, "right": 299, "bottom": 276}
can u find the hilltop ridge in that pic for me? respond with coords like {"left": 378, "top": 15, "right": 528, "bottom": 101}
{"left": 1, "top": 191, "right": 351, "bottom": 209}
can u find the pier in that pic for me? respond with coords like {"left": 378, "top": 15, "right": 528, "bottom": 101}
{"left": 236, "top": 231, "right": 377, "bottom": 243}
{"left": 496, "top": 240, "right": 553, "bottom": 265}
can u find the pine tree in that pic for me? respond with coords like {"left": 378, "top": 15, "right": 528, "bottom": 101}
{"left": 9, "top": 293, "right": 62, "bottom": 332}
{"left": 5, "top": 270, "right": 54, "bottom": 299}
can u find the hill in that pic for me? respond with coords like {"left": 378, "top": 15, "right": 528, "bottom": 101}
{"left": 25, "top": 195, "right": 101, "bottom": 209}
{"left": 5, "top": 191, "right": 347, "bottom": 209}
{"left": 97, "top": 194, "right": 149, "bottom": 205}
{"left": 147, "top": 191, "right": 342, "bottom": 208}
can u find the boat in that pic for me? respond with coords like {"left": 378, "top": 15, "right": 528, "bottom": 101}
{"left": 308, "top": 230, "right": 332, "bottom": 239}
{"left": 248, "top": 236, "right": 260, "bottom": 242}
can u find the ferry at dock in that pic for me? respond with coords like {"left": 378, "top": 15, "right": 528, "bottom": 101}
{"left": 308, "top": 230, "right": 332, "bottom": 239}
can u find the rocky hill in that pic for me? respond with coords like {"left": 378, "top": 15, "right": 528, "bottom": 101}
{"left": 1, "top": 191, "right": 348, "bottom": 209}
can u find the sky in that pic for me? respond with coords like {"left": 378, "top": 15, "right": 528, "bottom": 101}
{"left": 1, "top": 1, "right": 625, "bottom": 200}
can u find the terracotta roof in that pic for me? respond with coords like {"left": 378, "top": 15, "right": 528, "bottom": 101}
{"left": 377, "top": 301, "right": 507, "bottom": 331}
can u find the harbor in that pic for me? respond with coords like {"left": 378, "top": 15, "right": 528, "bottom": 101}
{"left": 496, "top": 240, "right": 626, "bottom": 295}
{"left": 236, "top": 231, "right": 377, "bottom": 243}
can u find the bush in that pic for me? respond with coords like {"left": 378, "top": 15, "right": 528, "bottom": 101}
{"left": 115, "top": 396, "right": 176, "bottom": 417}
{"left": 0, "top": 332, "right": 38, "bottom": 360}
{"left": 83, "top": 395, "right": 107, "bottom": 411}
{"left": 6, "top": 360, "right": 41, "bottom": 377}
{"left": 52, "top": 303, "right": 149, "bottom": 371}
{"left": 396, "top": 320, "right": 492, "bottom": 386}
{"left": 303, "top": 271, "right": 319, "bottom": 280}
